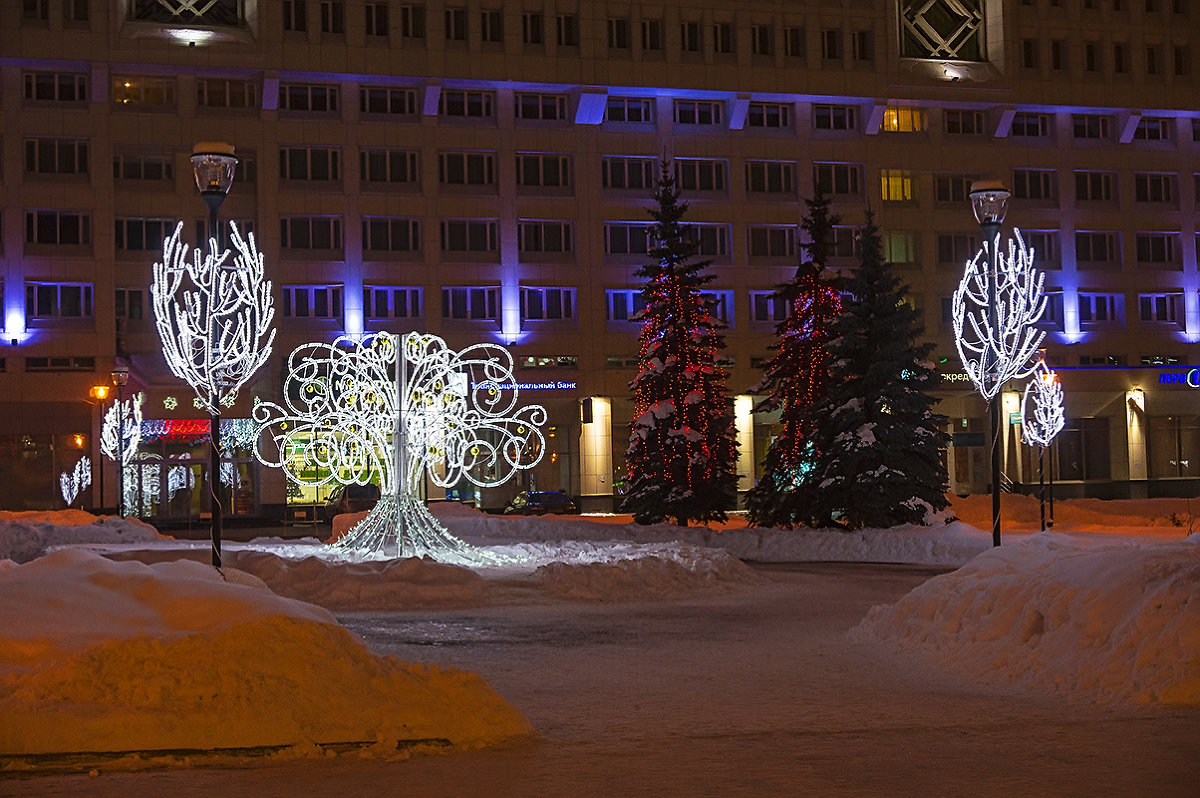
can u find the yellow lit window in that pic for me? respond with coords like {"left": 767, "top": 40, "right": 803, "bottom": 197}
{"left": 882, "top": 107, "right": 925, "bottom": 132}
{"left": 881, "top": 170, "right": 913, "bottom": 201}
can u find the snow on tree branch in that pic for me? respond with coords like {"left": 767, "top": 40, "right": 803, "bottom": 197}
{"left": 951, "top": 229, "right": 1047, "bottom": 400}
{"left": 152, "top": 222, "right": 276, "bottom": 415}
{"left": 1021, "top": 360, "right": 1065, "bottom": 448}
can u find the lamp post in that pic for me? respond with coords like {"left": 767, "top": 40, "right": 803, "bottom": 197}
{"left": 110, "top": 366, "right": 130, "bottom": 516}
{"left": 969, "top": 180, "right": 1011, "bottom": 548}
{"left": 89, "top": 384, "right": 110, "bottom": 510}
{"left": 190, "top": 142, "right": 238, "bottom": 568}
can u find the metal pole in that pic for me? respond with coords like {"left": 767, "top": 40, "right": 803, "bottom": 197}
{"left": 1038, "top": 446, "right": 1046, "bottom": 532}
{"left": 116, "top": 385, "right": 125, "bottom": 516}
{"left": 208, "top": 202, "right": 223, "bottom": 568}
{"left": 1047, "top": 443, "right": 1056, "bottom": 527}
{"left": 982, "top": 220, "right": 1002, "bottom": 547}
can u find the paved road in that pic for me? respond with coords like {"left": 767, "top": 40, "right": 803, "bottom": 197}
{"left": 4, "top": 563, "right": 1197, "bottom": 797}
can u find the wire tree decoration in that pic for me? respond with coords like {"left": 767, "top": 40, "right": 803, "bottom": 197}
{"left": 59, "top": 456, "right": 91, "bottom": 508}
{"left": 1022, "top": 359, "right": 1065, "bottom": 449}
{"left": 101, "top": 393, "right": 143, "bottom": 515}
{"left": 951, "top": 229, "right": 1048, "bottom": 399}
{"left": 253, "top": 332, "right": 547, "bottom": 563}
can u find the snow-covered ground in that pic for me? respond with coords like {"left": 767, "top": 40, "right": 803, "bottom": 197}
{"left": 0, "top": 493, "right": 1197, "bottom": 771}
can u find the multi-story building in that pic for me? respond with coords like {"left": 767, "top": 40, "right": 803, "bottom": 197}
{"left": 1, "top": 0, "right": 1198, "bottom": 517}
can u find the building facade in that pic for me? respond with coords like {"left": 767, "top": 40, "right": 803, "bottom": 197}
{"left": 1, "top": 0, "right": 1198, "bottom": 517}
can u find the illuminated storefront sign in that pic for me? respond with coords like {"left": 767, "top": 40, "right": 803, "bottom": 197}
{"left": 1159, "top": 370, "right": 1200, "bottom": 388}
{"left": 472, "top": 381, "right": 578, "bottom": 391}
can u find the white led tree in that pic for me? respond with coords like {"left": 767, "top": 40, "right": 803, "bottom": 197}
{"left": 1022, "top": 358, "right": 1065, "bottom": 532}
{"left": 152, "top": 221, "right": 275, "bottom": 566}
{"left": 253, "top": 331, "right": 546, "bottom": 563}
{"left": 59, "top": 456, "right": 91, "bottom": 508}
{"left": 101, "top": 393, "right": 144, "bottom": 516}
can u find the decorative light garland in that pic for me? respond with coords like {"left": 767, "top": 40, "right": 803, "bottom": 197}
{"left": 59, "top": 456, "right": 91, "bottom": 507}
{"left": 1022, "top": 359, "right": 1065, "bottom": 448}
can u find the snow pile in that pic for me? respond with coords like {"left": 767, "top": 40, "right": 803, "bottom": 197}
{"left": 950, "top": 493, "right": 1200, "bottom": 534}
{"left": 0, "top": 510, "right": 164, "bottom": 563}
{"left": 0, "top": 550, "right": 530, "bottom": 757}
{"left": 850, "top": 532, "right": 1200, "bottom": 707}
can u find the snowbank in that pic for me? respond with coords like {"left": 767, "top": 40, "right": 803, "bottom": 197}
{"left": 0, "top": 550, "right": 530, "bottom": 757}
{"left": 850, "top": 532, "right": 1200, "bottom": 707}
{"left": 0, "top": 510, "right": 164, "bottom": 563}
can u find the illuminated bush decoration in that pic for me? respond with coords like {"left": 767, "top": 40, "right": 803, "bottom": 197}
{"left": 253, "top": 332, "right": 546, "bottom": 562}
{"left": 101, "top": 393, "right": 143, "bottom": 516}
{"left": 1022, "top": 360, "right": 1065, "bottom": 448}
{"left": 59, "top": 456, "right": 91, "bottom": 508}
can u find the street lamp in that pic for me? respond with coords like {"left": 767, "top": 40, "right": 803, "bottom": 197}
{"left": 110, "top": 366, "right": 130, "bottom": 516}
{"left": 89, "top": 384, "right": 110, "bottom": 510}
{"left": 190, "top": 141, "right": 238, "bottom": 567}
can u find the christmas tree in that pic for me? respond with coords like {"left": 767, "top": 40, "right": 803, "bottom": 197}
{"left": 621, "top": 162, "right": 739, "bottom": 526}
{"left": 805, "top": 212, "right": 950, "bottom": 529}
{"left": 746, "top": 191, "right": 842, "bottom": 528}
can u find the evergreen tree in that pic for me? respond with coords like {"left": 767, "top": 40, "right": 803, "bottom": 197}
{"left": 746, "top": 191, "right": 842, "bottom": 528}
{"left": 621, "top": 162, "right": 739, "bottom": 526}
{"left": 805, "top": 212, "right": 950, "bottom": 529}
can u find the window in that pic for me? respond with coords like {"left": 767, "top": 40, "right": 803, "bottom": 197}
{"left": 680, "top": 21, "right": 701, "bottom": 52}
{"left": 1136, "top": 233, "right": 1177, "bottom": 263}
{"left": 750, "top": 291, "right": 789, "bottom": 323}
{"left": 813, "top": 104, "right": 857, "bottom": 131}
{"left": 1084, "top": 42, "right": 1099, "bottom": 72}
{"left": 1078, "top": 293, "right": 1121, "bottom": 323}
{"left": 516, "top": 153, "right": 571, "bottom": 188}
{"left": 830, "top": 227, "right": 859, "bottom": 258}
{"left": 23, "top": 71, "right": 87, "bottom": 102}
{"left": 113, "top": 153, "right": 173, "bottom": 182}
{"left": 821, "top": 29, "right": 841, "bottom": 59}
{"left": 641, "top": 19, "right": 663, "bottom": 50}
{"left": 444, "top": 7, "right": 467, "bottom": 41}
{"left": 113, "top": 77, "right": 175, "bottom": 106}
{"left": 115, "top": 217, "right": 177, "bottom": 251}
{"left": 881, "top": 107, "right": 925, "bottom": 132}
{"left": 22, "top": 0, "right": 48, "bottom": 21}
{"left": 604, "top": 223, "right": 652, "bottom": 255}
{"left": 1072, "top": 115, "right": 1111, "bottom": 139}
{"left": 362, "top": 218, "right": 421, "bottom": 252}
{"left": 61, "top": 0, "right": 86, "bottom": 21}
{"left": 1134, "top": 117, "right": 1172, "bottom": 141}
{"left": 934, "top": 175, "right": 974, "bottom": 203}
{"left": 26, "top": 282, "right": 92, "bottom": 319}
{"left": 606, "top": 97, "right": 653, "bottom": 123}
{"left": 747, "top": 102, "right": 791, "bottom": 128}
{"left": 515, "top": 93, "right": 568, "bottom": 121}
{"left": 25, "top": 356, "right": 95, "bottom": 371}
{"left": 602, "top": 157, "right": 655, "bottom": 189}
{"left": 197, "top": 78, "right": 257, "bottom": 109}
{"left": 1024, "top": 231, "right": 1059, "bottom": 263}
{"left": 279, "top": 83, "right": 339, "bottom": 112}
{"left": 518, "top": 221, "right": 574, "bottom": 253}
{"left": 365, "top": 2, "right": 388, "bottom": 36}
{"left": 1074, "top": 171, "right": 1115, "bottom": 201}
{"left": 442, "top": 286, "right": 498, "bottom": 320}
{"left": 439, "top": 89, "right": 493, "bottom": 118}
{"left": 784, "top": 27, "right": 805, "bottom": 58}
{"left": 751, "top": 25, "right": 772, "bottom": 56}
{"left": 607, "top": 17, "right": 629, "bottom": 48}
{"left": 1114, "top": 43, "right": 1127, "bottom": 73}
{"left": 937, "top": 233, "right": 979, "bottom": 265}
{"left": 480, "top": 9, "right": 502, "bottom": 42}
{"left": 1140, "top": 293, "right": 1183, "bottom": 323}
{"left": 195, "top": 218, "right": 255, "bottom": 249}
{"left": 280, "top": 216, "right": 343, "bottom": 250}
{"left": 1174, "top": 45, "right": 1189, "bottom": 76}
{"left": 748, "top": 226, "right": 796, "bottom": 258}
{"left": 556, "top": 14, "right": 578, "bottom": 46}
{"left": 746, "top": 161, "right": 795, "bottom": 193}
{"left": 1146, "top": 45, "right": 1161, "bottom": 75}
{"left": 675, "top": 100, "right": 723, "bottom": 126}
{"left": 320, "top": 1, "right": 345, "bottom": 33}
{"left": 1051, "top": 40, "right": 1066, "bottom": 70}
{"left": 364, "top": 286, "right": 422, "bottom": 319}
{"left": 283, "top": 0, "right": 306, "bottom": 31}
{"left": 1135, "top": 174, "right": 1175, "bottom": 203}
{"left": 1012, "top": 169, "right": 1055, "bottom": 200}
{"left": 359, "top": 86, "right": 418, "bottom": 115}
{"left": 25, "top": 210, "right": 90, "bottom": 245}
{"left": 944, "top": 110, "right": 985, "bottom": 135}
{"left": 438, "top": 151, "right": 495, "bottom": 186}
{"left": 675, "top": 159, "right": 726, "bottom": 192}
{"left": 607, "top": 289, "right": 646, "bottom": 321}
{"left": 1075, "top": 232, "right": 1119, "bottom": 264}
{"left": 440, "top": 219, "right": 498, "bottom": 252}
{"left": 701, "top": 290, "right": 734, "bottom": 323}
{"left": 687, "top": 224, "right": 730, "bottom": 257}
{"left": 881, "top": 170, "right": 914, "bottom": 202}
{"left": 400, "top": 4, "right": 425, "bottom": 38}
{"left": 882, "top": 232, "right": 917, "bottom": 265}
{"left": 1036, "top": 291, "right": 1065, "bottom": 329}
{"left": 24, "top": 138, "right": 88, "bottom": 175}
{"left": 279, "top": 147, "right": 341, "bottom": 181}
{"left": 813, "top": 163, "right": 861, "bottom": 195}
{"left": 523, "top": 12, "right": 543, "bottom": 44}
{"left": 1148, "top": 415, "right": 1200, "bottom": 479}
{"left": 1010, "top": 113, "right": 1050, "bottom": 137}
{"left": 1021, "top": 39, "right": 1038, "bottom": 69}
{"left": 852, "top": 30, "right": 872, "bottom": 61}
{"left": 524, "top": 355, "right": 579, "bottom": 369}
{"left": 520, "top": 287, "right": 575, "bottom": 321}
{"left": 712, "top": 22, "right": 733, "bottom": 53}
{"left": 115, "top": 288, "right": 144, "bottom": 322}
{"left": 282, "top": 285, "right": 343, "bottom": 318}
{"left": 360, "top": 148, "right": 418, "bottom": 184}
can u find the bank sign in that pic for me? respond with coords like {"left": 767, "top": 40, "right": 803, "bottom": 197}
{"left": 1159, "top": 370, "right": 1200, "bottom": 387}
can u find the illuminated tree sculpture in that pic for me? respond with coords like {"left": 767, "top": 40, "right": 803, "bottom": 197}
{"left": 253, "top": 332, "right": 546, "bottom": 563}
{"left": 59, "top": 456, "right": 91, "bottom": 508}
{"left": 152, "top": 221, "right": 276, "bottom": 567}
{"left": 1022, "top": 359, "right": 1065, "bottom": 531}
{"left": 101, "top": 393, "right": 143, "bottom": 515}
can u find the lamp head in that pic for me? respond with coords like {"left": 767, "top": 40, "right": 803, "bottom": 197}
{"left": 111, "top": 365, "right": 130, "bottom": 388}
{"left": 969, "top": 179, "right": 1011, "bottom": 225}
{"left": 191, "top": 142, "right": 238, "bottom": 197}
{"left": 90, "top": 385, "right": 110, "bottom": 400}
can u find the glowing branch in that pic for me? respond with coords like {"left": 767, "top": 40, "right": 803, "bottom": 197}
{"left": 1022, "top": 360, "right": 1065, "bottom": 448}
{"left": 59, "top": 457, "right": 91, "bottom": 507}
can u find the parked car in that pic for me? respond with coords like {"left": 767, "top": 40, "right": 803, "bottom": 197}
{"left": 323, "top": 483, "right": 381, "bottom": 522}
{"left": 503, "top": 490, "right": 578, "bottom": 516}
